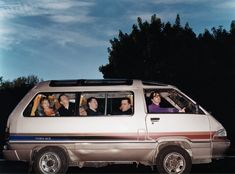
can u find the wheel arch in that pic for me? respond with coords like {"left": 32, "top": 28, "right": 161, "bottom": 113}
{"left": 31, "top": 145, "right": 69, "bottom": 162}
{"left": 155, "top": 142, "right": 193, "bottom": 174}
{"left": 154, "top": 137, "right": 193, "bottom": 162}
{"left": 32, "top": 145, "right": 70, "bottom": 174}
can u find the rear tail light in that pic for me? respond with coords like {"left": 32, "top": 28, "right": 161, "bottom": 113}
{"left": 4, "top": 127, "right": 9, "bottom": 141}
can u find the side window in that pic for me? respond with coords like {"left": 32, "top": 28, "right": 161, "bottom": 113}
{"left": 145, "top": 89, "right": 183, "bottom": 113}
{"left": 78, "top": 91, "right": 134, "bottom": 116}
{"left": 23, "top": 93, "right": 76, "bottom": 117}
{"left": 145, "top": 89, "right": 177, "bottom": 113}
{"left": 107, "top": 91, "right": 134, "bottom": 116}
{"left": 79, "top": 92, "right": 105, "bottom": 116}
{"left": 145, "top": 89, "right": 203, "bottom": 114}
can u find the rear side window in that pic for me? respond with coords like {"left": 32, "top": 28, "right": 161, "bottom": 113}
{"left": 107, "top": 92, "right": 134, "bottom": 115}
{"left": 78, "top": 91, "right": 134, "bottom": 116}
{"left": 23, "top": 93, "right": 77, "bottom": 117}
{"left": 24, "top": 91, "right": 134, "bottom": 117}
{"left": 79, "top": 92, "right": 105, "bottom": 116}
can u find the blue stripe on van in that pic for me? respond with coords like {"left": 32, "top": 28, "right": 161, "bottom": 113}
{"left": 9, "top": 135, "right": 137, "bottom": 141}
{"left": 10, "top": 135, "right": 67, "bottom": 141}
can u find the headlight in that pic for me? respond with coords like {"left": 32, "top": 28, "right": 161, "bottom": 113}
{"left": 214, "top": 128, "right": 227, "bottom": 138}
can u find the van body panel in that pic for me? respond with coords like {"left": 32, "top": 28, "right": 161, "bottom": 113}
{"left": 146, "top": 113, "right": 212, "bottom": 161}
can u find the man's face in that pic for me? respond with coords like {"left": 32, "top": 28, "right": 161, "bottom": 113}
{"left": 120, "top": 99, "right": 131, "bottom": 112}
{"left": 89, "top": 98, "right": 98, "bottom": 110}
{"left": 60, "top": 95, "right": 69, "bottom": 106}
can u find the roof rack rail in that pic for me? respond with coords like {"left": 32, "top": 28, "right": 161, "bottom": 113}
{"left": 49, "top": 79, "right": 133, "bottom": 87}
{"left": 142, "top": 80, "right": 168, "bottom": 86}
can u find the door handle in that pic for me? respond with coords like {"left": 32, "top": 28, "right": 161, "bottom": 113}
{"left": 151, "top": 117, "right": 160, "bottom": 124}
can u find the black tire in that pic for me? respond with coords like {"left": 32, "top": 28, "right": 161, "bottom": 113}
{"left": 156, "top": 146, "right": 192, "bottom": 174}
{"left": 33, "top": 146, "right": 68, "bottom": 174}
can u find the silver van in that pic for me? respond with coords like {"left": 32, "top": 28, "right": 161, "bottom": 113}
{"left": 3, "top": 79, "right": 230, "bottom": 174}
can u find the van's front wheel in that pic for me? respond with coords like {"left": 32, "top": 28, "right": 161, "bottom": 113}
{"left": 33, "top": 147, "right": 68, "bottom": 174}
{"left": 156, "top": 146, "right": 192, "bottom": 174}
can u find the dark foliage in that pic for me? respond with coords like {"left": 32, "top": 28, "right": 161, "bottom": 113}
{"left": 100, "top": 14, "right": 235, "bottom": 152}
{"left": 100, "top": 14, "right": 235, "bottom": 86}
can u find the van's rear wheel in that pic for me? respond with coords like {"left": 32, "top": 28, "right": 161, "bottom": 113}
{"left": 33, "top": 147, "right": 68, "bottom": 174}
{"left": 156, "top": 146, "right": 192, "bottom": 174}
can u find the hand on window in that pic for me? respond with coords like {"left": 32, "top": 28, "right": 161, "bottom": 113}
{"left": 179, "top": 107, "right": 186, "bottom": 113}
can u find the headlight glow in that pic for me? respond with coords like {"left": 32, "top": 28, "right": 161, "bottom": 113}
{"left": 214, "top": 128, "right": 227, "bottom": 138}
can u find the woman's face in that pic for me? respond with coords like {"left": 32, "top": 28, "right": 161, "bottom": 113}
{"left": 79, "top": 107, "right": 87, "bottom": 116}
{"left": 41, "top": 99, "right": 50, "bottom": 109}
{"left": 151, "top": 93, "right": 161, "bottom": 105}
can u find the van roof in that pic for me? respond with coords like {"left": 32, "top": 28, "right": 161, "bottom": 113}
{"left": 49, "top": 79, "right": 133, "bottom": 87}
{"left": 34, "top": 79, "right": 173, "bottom": 88}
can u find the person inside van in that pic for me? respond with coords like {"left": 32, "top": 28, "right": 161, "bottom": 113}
{"left": 30, "top": 94, "right": 42, "bottom": 116}
{"left": 79, "top": 106, "right": 87, "bottom": 116}
{"left": 58, "top": 94, "right": 75, "bottom": 116}
{"left": 148, "top": 91, "right": 185, "bottom": 113}
{"left": 86, "top": 97, "right": 102, "bottom": 116}
{"left": 38, "top": 97, "right": 59, "bottom": 116}
{"left": 30, "top": 94, "right": 58, "bottom": 116}
{"left": 116, "top": 97, "right": 133, "bottom": 115}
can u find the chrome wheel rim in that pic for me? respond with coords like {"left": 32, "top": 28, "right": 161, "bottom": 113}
{"left": 163, "top": 152, "right": 186, "bottom": 174}
{"left": 39, "top": 152, "right": 61, "bottom": 174}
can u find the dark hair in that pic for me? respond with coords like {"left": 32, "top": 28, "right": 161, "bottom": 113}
{"left": 87, "top": 97, "right": 97, "bottom": 105}
{"left": 40, "top": 97, "right": 49, "bottom": 105}
{"left": 122, "top": 97, "right": 131, "bottom": 104}
{"left": 150, "top": 90, "right": 160, "bottom": 99}
{"left": 58, "top": 93, "right": 68, "bottom": 103}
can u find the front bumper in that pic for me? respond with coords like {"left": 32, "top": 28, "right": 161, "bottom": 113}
{"left": 212, "top": 139, "right": 231, "bottom": 159}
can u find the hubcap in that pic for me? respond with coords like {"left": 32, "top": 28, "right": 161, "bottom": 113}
{"left": 39, "top": 152, "right": 61, "bottom": 174}
{"left": 163, "top": 152, "right": 186, "bottom": 174}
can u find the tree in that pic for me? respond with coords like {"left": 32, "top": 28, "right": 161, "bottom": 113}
{"left": 230, "top": 20, "right": 235, "bottom": 34}
{"left": 99, "top": 14, "right": 199, "bottom": 85}
{"left": 0, "top": 75, "right": 42, "bottom": 89}
{"left": 174, "top": 14, "right": 181, "bottom": 28}
{"left": 100, "top": 14, "right": 235, "bottom": 87}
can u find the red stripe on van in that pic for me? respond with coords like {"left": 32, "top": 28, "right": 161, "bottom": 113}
{"left": 12, "top": 131, "right": 213, "bottom": 141}
{"left": 148, "top": 132, "right": 212, "bottom": 140}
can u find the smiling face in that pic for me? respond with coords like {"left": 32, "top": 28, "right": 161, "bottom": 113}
{"left": 40, "top": 98, "right": 50, "bottom": 109}
{"left": 151, "top": 93, "right": 161, "bottom": 105}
